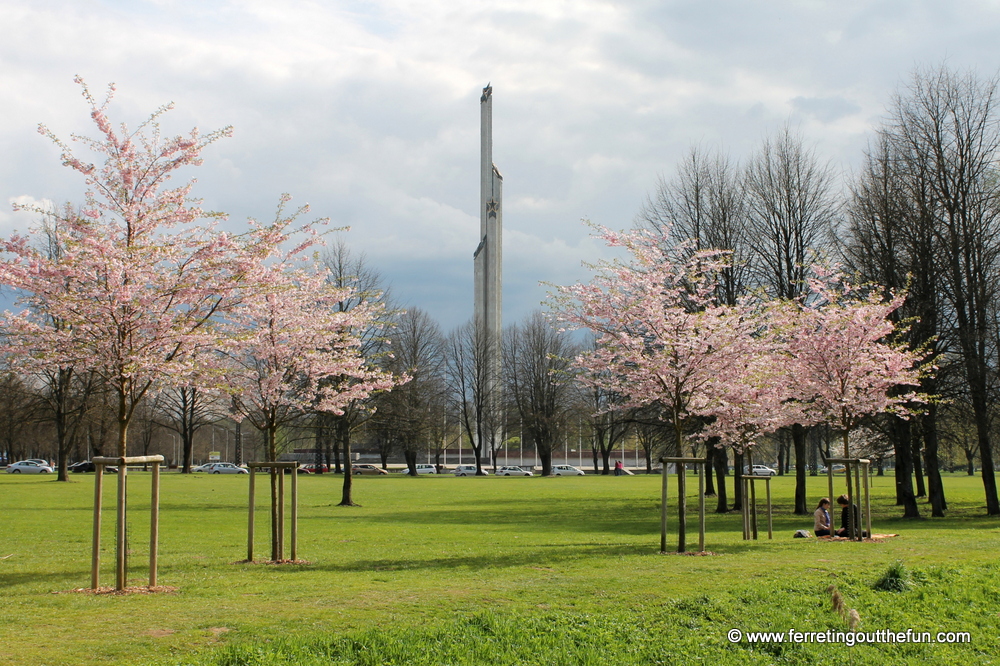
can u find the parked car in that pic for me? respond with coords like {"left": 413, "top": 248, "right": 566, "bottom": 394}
{"left": 498, "top": 466, "right": 533, "bottom": 477}
{"left": 398, "top": 464, "right": 437, "bottom": 475}
{"left": 191, "top": 463, "right": 213, "bottom": 472}
{"left": 202, "top": 463, "right": 249, "bottom": 474}
{"left": 745, "top": 465, "right": 776, "bottom": 477}
{"left": 351, "top": 464, "right": 388, "bottom": 475}
{"left": 452, "top": 464, "right": 488, "bottom": 476}
{"left": 5, "top": 460, "right": 54, "bottom": 474}
{"left": 551, "top": 465, "right": 585, "bottom": 476}
{"left": 68, "top": 460, "right": 118, "bottom": 474}
{"left": 301, "top": 464, "right": 329, "bottom": 473}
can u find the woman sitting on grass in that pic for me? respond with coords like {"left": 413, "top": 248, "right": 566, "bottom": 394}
{"left": 813, "top": 498, "right": 832, "bottom": 536}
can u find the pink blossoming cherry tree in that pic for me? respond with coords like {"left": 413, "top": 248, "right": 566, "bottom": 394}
{"left": 550, "top": 227, "right": 775, "bottom": 456}
{"left": 0, "top": 79, "right": 252, "bottom": 458}
{"left": 784, "top": 269, "right": 927, "bottom": 457}
{"left": 217, "top": 199, "right": 402, "bottom": 560}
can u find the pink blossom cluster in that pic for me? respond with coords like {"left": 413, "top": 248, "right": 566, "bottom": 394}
{"left": 0, "top": 79, "right": 401, "bottom": 457}
{"left": 550, "top": 227, "right": 928, "bottom": 456}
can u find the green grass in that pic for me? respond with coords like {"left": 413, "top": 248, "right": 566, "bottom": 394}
{"left": 1, "top": 471, "right": 999, "bottom": 665}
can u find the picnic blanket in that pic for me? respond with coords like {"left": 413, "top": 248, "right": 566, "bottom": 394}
{"left": 816, "top": 533, "right": 899, "bottom": 541}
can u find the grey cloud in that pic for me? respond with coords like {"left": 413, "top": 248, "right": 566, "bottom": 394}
{"left": 790, "top": 96, "right": 861, "bottom": 123}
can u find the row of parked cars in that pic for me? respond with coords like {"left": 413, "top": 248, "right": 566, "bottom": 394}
{"left": 5, "top": 458, "right": 590, "bottom": 477}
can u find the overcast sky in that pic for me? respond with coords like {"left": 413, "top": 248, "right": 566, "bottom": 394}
{"left": 1, "top": 0, "right": 998, "bottom": 330}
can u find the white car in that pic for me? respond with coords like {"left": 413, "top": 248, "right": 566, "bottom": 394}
{"left": 746, "top": 465, "right": 776, "bottom": 477}
{"left": 452, "top": 464, "right": 489, "bottom": 476}
{"left": 551, "top": 465, "right": 585, "bottom": 476}
{"left": 5, "top": 460, "right": 54, "bottom": 474}
{"left": 498, "top": 466, "right": 533, "bottom": 476}
{"left": 399, "top": 464, "right": 437, "bottom": 475}
{"left": 202, "top": 462, "right": 248, "bottom": 474}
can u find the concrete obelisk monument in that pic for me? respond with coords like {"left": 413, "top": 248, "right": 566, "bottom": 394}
{"left": 473, "top": 83, "right": 502, "bottom": 455}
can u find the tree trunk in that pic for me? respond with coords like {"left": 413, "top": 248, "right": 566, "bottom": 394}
{"left": 267, "top": 426, "right": 279, "bottom": 561}
{"left": 912, "top": 436, "right": 926, "bottom": 498}
{"left": 891, "top": 417, "right": 920, "bottom": 518}
{"left": 539, "top": 444, "right": 553, "bottom": 476}
{"left": 972, "top": 394, "right": 1000, "bottom": 515}
{"left": 731, "top": 450, "right": 744, "bottom": 512}
{"left": 922, "top": 406, "right": 946, "bottom": 516}
{"left": 793, "top": 424, "right": 808, "bottom": 515}
{"left": 337, "top": 417, "right": 356, "bottom": 506}
{"left": 714, "top": 445, "right": 728, "bottom": 513}
{"left": 704, "top": 442, "right": 717, "bottom": 497}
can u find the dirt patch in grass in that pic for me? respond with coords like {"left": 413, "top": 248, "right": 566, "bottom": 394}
{"left": 232, "top": 558, "right": 312, "bottom": 565}
{"left": 148, "top": 629, "right": 176, "bottom": 638}
{"left": 59, "top": 585, "right": 179, "bottom": 595}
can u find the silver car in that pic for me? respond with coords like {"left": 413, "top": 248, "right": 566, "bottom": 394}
{"left": 551, "top": 465, "right": 585, "bottom": 476}
{"left": 203, "top": 463, "right": 249, "bottom": 474}
{"left": 452, "top": 464, "right": 489, "bottom": 476}
{"left": 5, "top": 460, "right": 54, "bottom": 474}
{"left": 498, "top": 466, "right": 533, "bottom": 476}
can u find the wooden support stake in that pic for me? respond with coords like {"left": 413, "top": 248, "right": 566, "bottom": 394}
{"left": 91, "top": 464, "right": 104, "bottom": 590}
{"left": 765, "top": 477, "right": 773, "bottom": 540}
{"left": 116, "top": 461, "right": 127, "bottom": 591}
{"left": 247, "top": 466, "right": 256, "bottom": 562}
{"left": 749, "top": 474, "right": 758, "bottom": 540}
{"left": 827, "top": 467, "right": 834, "bottom": 513}
{"left": 277, "top": 468, "right": 285, "bottom": 561}
{"left": 290, "top": 464, "right": 298, "bottom": 562}
{"left": 741, "top": 477, "right": 749, "bottom": 540}
{"left": 854, "top": 463, "right": 863, "bottom": 540}
{"left": 660, "top": 464, "right": 668, "bottom": 553}
{"left": 698, "top": 462, "right": 705, "bottom": 552}
{"left": 149, "top": 462, "right": 160, "bottom": 588}
{"left": 677, "top": 462, "right": 687, "bottom": 553}
{"left": 863, "top": 462, "right": 872, "bottom": 540}
{"left": 845, "top": 461, "right": 856, "bottom": 540}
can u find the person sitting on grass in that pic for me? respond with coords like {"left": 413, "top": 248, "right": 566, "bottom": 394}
{"left": 835, "top": 494, "right": 867, "bottom": 538}
{"left": 813, "top": 498, "right": 832, "bottom": 536}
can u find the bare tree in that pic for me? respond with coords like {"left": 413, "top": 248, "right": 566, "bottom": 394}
{"left": 503, "top": 312, "right": 579, "bottom": 477}
{"left": 157, "top": 387, "right": 219, "bottom": 473}
{"left": 884, "top": 65, "right": 1000, "bottom": 515}
{"left": 840, "top": 132, "right": 932, "bottom": 516}
{"left": 445, "top": 318, "right": 501, "bottom": 475}
{"left": 638, "top": 146, "right": 754, "bottom": 305}
{"left": 0, "top": 371, "right": 39, "bottom": 468}
{"left": 374, "top": 308, "right": 445, "bottom": 475}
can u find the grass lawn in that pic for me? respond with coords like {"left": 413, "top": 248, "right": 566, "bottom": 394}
{"left": 2, "top": 470, "right": 999, "bottom": 665}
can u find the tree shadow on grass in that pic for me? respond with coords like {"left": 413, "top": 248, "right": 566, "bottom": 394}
{"left": 0, "top": 570, "right": 85, "bottom": 590}
{"left": 315, "top": 496, "right": 667, "bottom": 536}
{"left": 303, "top": 542, "right": 669, "bottom": 574}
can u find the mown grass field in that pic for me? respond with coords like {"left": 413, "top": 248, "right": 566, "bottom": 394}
{"left": 2, "top": 470, "right": 999, "bottom": 665}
